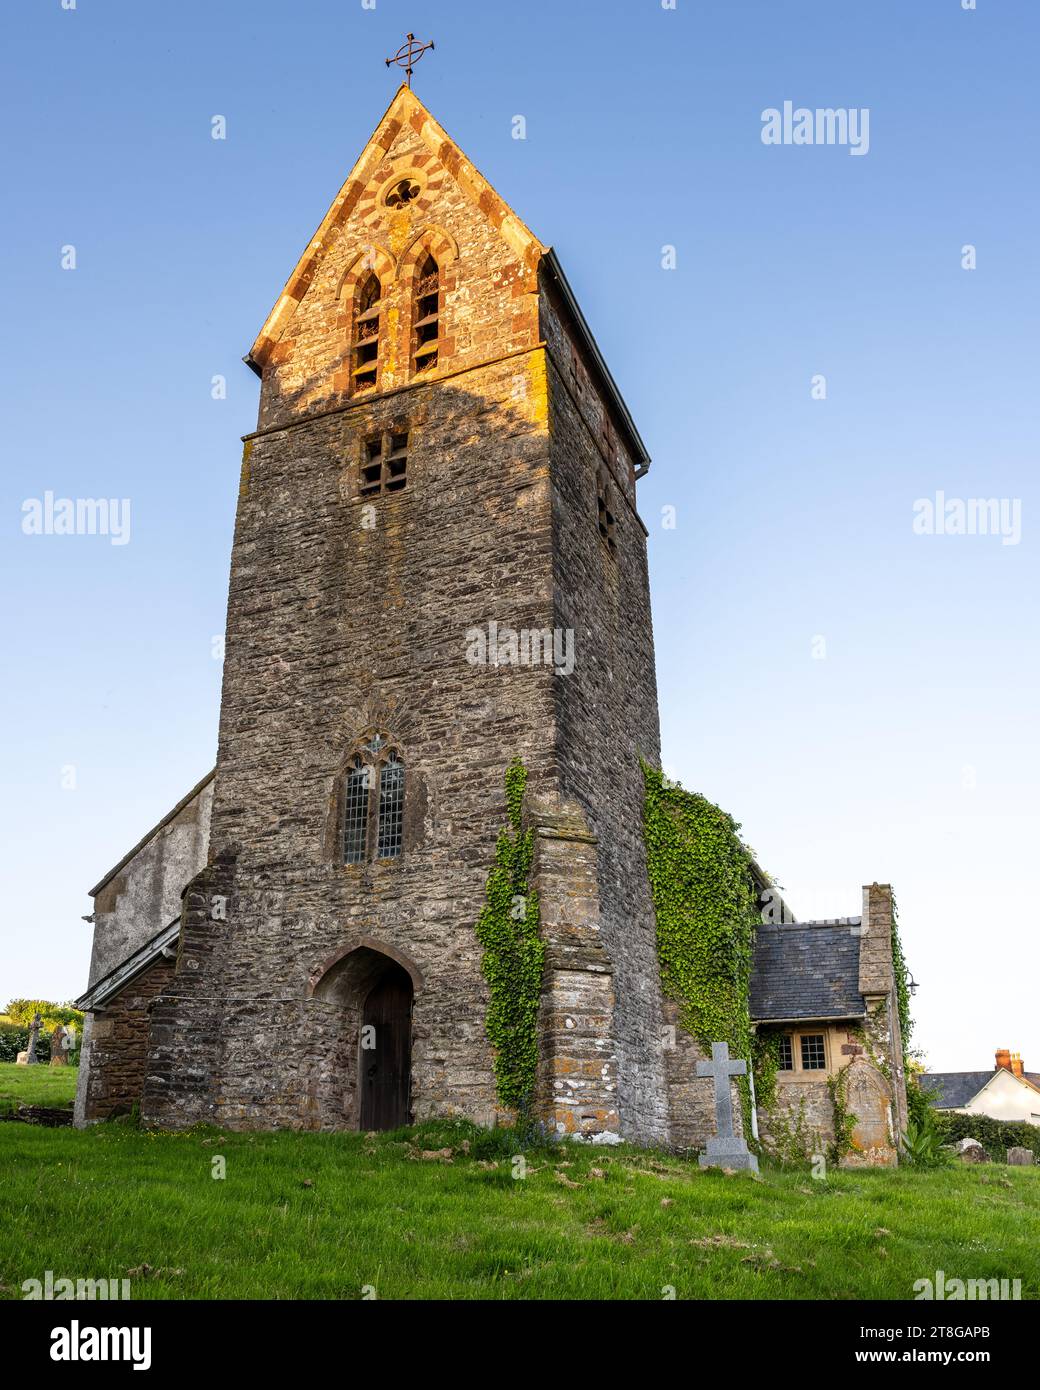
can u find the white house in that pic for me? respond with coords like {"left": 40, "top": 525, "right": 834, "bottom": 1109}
{"left": 923, "top": 1049, "right": 1040, "bottom": 1126}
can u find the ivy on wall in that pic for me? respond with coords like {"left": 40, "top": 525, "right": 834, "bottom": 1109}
{"left": 475, "top": 758, "right": 544, "bottom": 1116}
{"left": 751, "top": 1029, "right": 783, "bottom": 1112}
{"left": 641, "top": 763, "right": 759, "bottom": 1130}
{"left": 826, "top": 1068, "right": 858, "bottom": 1165}
{"left": 890, "top": 895, "right": 914, "bottom": 1075}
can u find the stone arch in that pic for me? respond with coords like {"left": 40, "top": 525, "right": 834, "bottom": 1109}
{"left": 398, "top": 225, "right": 459, "bottom": 282}
{"left": 399, "top": 228, "right": 458, "bottom": 378}
{"left": 308, "top": 938, "right": 425, "bottom": 1000}
{"left": 307, "top": 940, "right": 420, "bottom": 1131}
{"left": 337, "top": 244, "right": 397, "bottom": 304}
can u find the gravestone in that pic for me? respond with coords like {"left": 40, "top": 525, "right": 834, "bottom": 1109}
{"left": 1007, "top": 1147, "right": 1034, "bottom": 1166}
{"left": 50, "top": 1025, "right": 68, "bottom": 1066}
{"left": 25, "top": 1012, "right": 42, "bottom": 1066}
{"left": 952, "top": 1136, "right": 989, "bottom": 1164}
{"left": 696, "top": 1041, "right": 759, "bottom": 1172}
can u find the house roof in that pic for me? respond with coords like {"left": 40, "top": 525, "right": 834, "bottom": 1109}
{"left": 88, "top": 768, "right": 215, "bottom": 900}
{"left": 921, "top": 1069, "right": 1040, "bottom": 1109}
{"left": 750, "top": 920, "right": 866, "bottom": 1022}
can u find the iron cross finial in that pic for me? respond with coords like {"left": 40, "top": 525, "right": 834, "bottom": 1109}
{"left": 385, "top": 32, "right": 435, "bottom": 89}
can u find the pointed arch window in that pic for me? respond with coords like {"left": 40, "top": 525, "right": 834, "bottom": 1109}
{"left": 412, "top": 252, "right": 440, "bottom": 375}
{"left": 352, "top": 272, "right": 382, "bottom": 392}
{"left": 342, "top": 757, "right": 371, "bottom": 864}
{"left": 377, "top": 751, "right": 404, "bottom": 859}
{"left": 340, "top": 735, "right": 405, "bottom": 864}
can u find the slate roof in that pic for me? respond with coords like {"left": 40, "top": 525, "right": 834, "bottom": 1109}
{"left": 921, "top": 1070, "right": 1040, "bottom": 1109}
{"left": 750, "top": 920, "right": 865, "bottom": 1022}
{"left": 76, "top": 919, "right": 180, "bottom": 1010}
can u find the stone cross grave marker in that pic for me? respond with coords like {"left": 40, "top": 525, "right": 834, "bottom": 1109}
{"left": 696, "top": 1041, "right": 759, "bottom": 1172}
{"left": 26, "top": 1012, "right": 42, "bottom": 1066}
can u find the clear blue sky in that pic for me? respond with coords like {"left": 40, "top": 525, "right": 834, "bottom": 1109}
{"left": 2, "top": 0, "right": 1037, "bottom": 1073}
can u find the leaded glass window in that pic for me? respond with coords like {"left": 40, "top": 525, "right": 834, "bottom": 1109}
{"left": 377, "top": 751, "right": 404, "bottom": 859}
{"left": 342, "top": 758, "right": 370, "bottom": 864}
{"left": 339, "top": 737, "right": 405, "bottom": 865}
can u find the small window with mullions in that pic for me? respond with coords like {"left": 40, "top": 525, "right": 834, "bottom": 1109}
{"left": 359, "top": 431, "right": 408, "bottom": 498}
{"left": 339, "top": 734, "right": 406, "bottom": 865}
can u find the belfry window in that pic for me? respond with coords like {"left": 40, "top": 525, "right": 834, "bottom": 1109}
{"left": 359, "top": 431, "right": 408, "bottom": 498}
{"left": 596, "top": 467, "right": 617, "bottom": 557}
{"left": 340, "top": 735, "right": 406, "bottom": 865}
{"left": 352, "top": 273, "right": 382, "bottom": 392}
{"left": 412, "top": 253, "right": 440, "bottom": 375}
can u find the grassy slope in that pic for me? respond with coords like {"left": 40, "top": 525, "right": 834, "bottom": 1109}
{"left": 1, "top": 1111, "right": 1037, "bottom": 1301}
{"left": 0, "top": 1061, "right": 78, "bottom": 1115}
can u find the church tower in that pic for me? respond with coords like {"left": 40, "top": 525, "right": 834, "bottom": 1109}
{"left": 138, "top": 86, "right": 668, "bottom": 1141}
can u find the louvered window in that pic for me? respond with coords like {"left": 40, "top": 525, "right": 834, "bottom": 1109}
{"left": 352, "top": 273, "right": 382, "bottom": 392}
{"left": 413, "top": 253, "right": 440, "bottom": 374}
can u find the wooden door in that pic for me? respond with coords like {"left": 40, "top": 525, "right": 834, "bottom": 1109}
{"left": 360, "top": 965, "right": 412, "bottom": 1131}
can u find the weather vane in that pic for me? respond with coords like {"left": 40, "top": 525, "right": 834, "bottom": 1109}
{"left": 385, "top": 32, "right": 435, "bottom": 89}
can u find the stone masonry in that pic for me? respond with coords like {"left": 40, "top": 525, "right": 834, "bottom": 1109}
{"left": 134, "top": 86, "right": 664, "bottom": 1140}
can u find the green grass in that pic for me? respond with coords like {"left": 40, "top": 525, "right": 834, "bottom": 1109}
{"left": 0, "top": 1060, "right": 78, "bottom": 1116}
{"left": 1, "top": 1109, "right": 1037, "bottom": 1300}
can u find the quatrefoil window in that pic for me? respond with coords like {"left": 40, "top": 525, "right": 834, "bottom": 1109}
{"left": 385, "top": 179, "right": 421, "bottom": 210}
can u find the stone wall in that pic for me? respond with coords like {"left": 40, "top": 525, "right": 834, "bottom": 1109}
{"left": 144, "top": 354, "right": 562, "bottom": 1129}
{"left": 540, "top": 276, "right": 668, "bottom": 1146}
{"left": 77, "top": 955, "right": 175, "bottom": 1122}
{"left": 528, "top": 793, "right": 618, "bottom": 1138}
{"left": 142, "top": 848, "right": 238, "bottom": 1128}
{"left": 86, "top": 774, "right": 214, "bottom": 986}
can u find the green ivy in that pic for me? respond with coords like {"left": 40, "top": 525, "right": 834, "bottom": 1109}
{"left": 641, "top": 763, "right": 759, "bottom": 1137}
{"left": 827, "top": 1068, "right": 858, "bottom": 1166}
{"left": 475, "top": 757, "right": 545, "bottom": 1117}
{"left": 751, "top": 1030, "right": 783, "bottom": 1112}
{"left": 890, "top": 896, "right": 914, "bottom": 1077}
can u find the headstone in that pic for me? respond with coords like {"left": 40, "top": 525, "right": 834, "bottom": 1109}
{"left": 50, "top": 1025, "right": 68, "bottom": 1066}
{"left": 1007, "top": 1147, "right": 1034, "bottom": 1166}
{"left": 25, "top": 1012, "right": 42, "bottom": 1066}
{"left": 15, "top": 1051, "right": 28, "bottom": 1066}
{"left": 696, "top": 1041, "right": 759, "bottom": 1172}
{"left": 952, "top": 1136, "right": 989, "bottom": 1164}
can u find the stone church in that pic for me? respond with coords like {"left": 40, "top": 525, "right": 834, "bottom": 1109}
{"left": 75, "top": 86, "right": 908, "bottom": 1162}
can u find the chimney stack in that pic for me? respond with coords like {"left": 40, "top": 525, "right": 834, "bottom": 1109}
{"left": 995, "top": 1048, "right": 1012, "bottom": 1073}
{"left": 1011, "top": 1051, "right": 1024, "bottom": 1078}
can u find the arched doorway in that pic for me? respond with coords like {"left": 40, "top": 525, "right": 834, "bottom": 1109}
{"left": 308, "top": 941, "right": 421, "bottom": 1131}
{"left": 360, "top": 963, "right": 413, "bottom": 1130}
